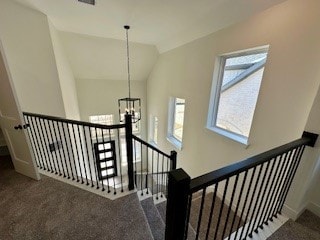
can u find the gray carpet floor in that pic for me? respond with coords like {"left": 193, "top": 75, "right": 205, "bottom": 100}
{"left": 0, "top": 156, "right": 153, "bottom": 240}
{"left": 268, "top": 210, "right": 320, "bottom": 240}
{"left": 189, "top": 191, "right": 244, "bottom": 240}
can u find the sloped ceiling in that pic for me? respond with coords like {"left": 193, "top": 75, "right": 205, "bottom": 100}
{"left": 14, "top": 0, "right": 287, "bottom": 53}
{"left": 59, "top": 31, "right": 158, "bottom": 81}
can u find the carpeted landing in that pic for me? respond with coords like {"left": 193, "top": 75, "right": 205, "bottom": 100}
{"left": 0, "top": 156, "right": 153, "bottom": 240}
{"left": 267, "top": 210, "right": 320, "bottom": 240}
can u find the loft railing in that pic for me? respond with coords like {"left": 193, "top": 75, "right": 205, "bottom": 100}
{"left": 165, "top": 132, "right": 318, "bottom": 240}
{"left": 132, "top": 134, "right": 177, "bottom": 199}
{"left": 23, "top": 112, "right": 131, "bottom": 194}
{"left": 23, "top": 112, "right": 176, "bottom": 198}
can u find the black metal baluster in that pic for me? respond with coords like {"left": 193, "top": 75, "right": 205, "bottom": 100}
{"left": 54, "top": 121, "right": 67, "bottom": 177}
{"left": 72, "top": 124, "right": 83, "bottom": 183}
{"left": 30, "top": 117, "right": 45, "bottom": 169}
{"left": 38, "top": 118, "right": 52, "bottom": 172}
{"left": 246, "top": 161, "right": 271, "bottom": 238}
{"left": 269, "top": 151, "right": 292, "bottom": 220}
{"left": 57, "top": 121, "right": 70, "bottom": 179}
{"left": 112, "top": 129, "right": 118, "bottom": 194}
{"left": 205, "top": 183, "right": 219, "bottom": 240}
{"left": 140, "top": 141, "right": 143, "bottom": 194}
{"left": 39, "top": 118, "right": 54, "bottom": 173}
{"left": 253, "top": 158, "right": 277, "bottom": 233}
{"left": 278, "top": 146, "right": 305, "bottom": 214}
{"left": 100, "top": 128, "right": 106, "bottom": 191}
{"left": 109, "top": 129, "right": 116, "bottom": 194}
{"left": 213, "top": 178, "right": 229, "bottom": 240}
{"left": 34, "top": 117, "right": 50, "bottom": 171}
{"left": 49, "top": 120, "right": 62, "bottom": 176}
{"left": 258, "top": 156, "right": 283, "bottom": 228}
{"left": 151, "top": 149, "right": 154, "bottom": 195}
{"left": 116, "top": 129, "right": 124, "bottom": 193}
{"left": 61, "top": 122, "right": 73, "bottom": 180}
{"left": 83, "top": 126, "right": 94, "bottom": 187}
{"left": 161, "top": 154, "right": 165, "bottom": 198}
{"left": 146, "top": 146, "right": 149, "bottom": 194}
{"left": 66, "top": 123, "right": 77, "bottom": 181}
{"left": 62, "top": 122, "right": 75, "bottom": 181}
{"left": 238, "top": 166, "right": 262, "bottom": 240}
{"left": 196, "top": 188, "right": 207, "bottom": 240}
{"left": 46, "top": 119, "right": 58, "bottom": 174}
{"left": 228, "top": 170, "right": 248, "bottom": 240}
{"left": 134, "top": 139, "right": 137, "bottom": 187}
{"left": 77, "top": 125, "right": 89, "bottom": 185}
{"left": 273, "top": 148, "right": 300, "bottom": 216}
{"left": 25, "top": 116, "right": 41, "bottom": 168}
{"left": 43, "top": 120, "right": 58, "bottom": 174}
{"left": 222, "top": 174, "right": 239, "bottom": 239}
{"left": 89, "top": 127, "right": 100, "bottom": 189}
{"left": 157, "top": 152, "right": 160, "bottom": 199}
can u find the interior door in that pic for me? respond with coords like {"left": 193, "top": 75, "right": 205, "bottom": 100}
{"left": 0, "top": 41, "right": 39, "bottom": 180}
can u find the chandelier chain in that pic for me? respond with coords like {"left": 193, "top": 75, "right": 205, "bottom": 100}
{"left": 126, "top": 28, "right": 131, "bottom": 99}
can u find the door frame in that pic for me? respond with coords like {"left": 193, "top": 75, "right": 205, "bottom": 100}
{"left": 0, "top": 39, "right": 40, "bottom": 180}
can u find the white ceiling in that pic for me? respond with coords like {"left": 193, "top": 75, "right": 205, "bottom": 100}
{"left": 14, "top": 0, "right": 287, "bottom": 53}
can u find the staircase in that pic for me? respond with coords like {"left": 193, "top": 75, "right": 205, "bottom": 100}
{"left": 268, "top": 210, "right": 320, "bottom": 240}
{"left": 22, "top": 112, "right": 319, "bottom": 240}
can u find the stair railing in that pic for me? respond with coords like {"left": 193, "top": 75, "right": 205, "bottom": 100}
{"left": 23, "top": 112, "right": 135, "bottom": 194}
{"left": 131, "top": 133, "right": 177, "bottom": 199}
{"left": 165, "top": 132, "right": 318, "bottom": 240}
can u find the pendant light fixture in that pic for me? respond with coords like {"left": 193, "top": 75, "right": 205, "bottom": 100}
{"left": 118, "top": 25, "right": 141, "bottom": 123}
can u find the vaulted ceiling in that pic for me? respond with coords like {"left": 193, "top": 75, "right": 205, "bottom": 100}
{"left": 14, "top": 0, "right": 286, "bottom": 53}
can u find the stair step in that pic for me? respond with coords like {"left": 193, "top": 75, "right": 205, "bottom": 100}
{"left": 267, "top": 219, "right": 320, "bottom": 240}
{"left": 296, "top": 210, "right": 320, "bottom": 233}
{"left": 141, "top": 197, "right": 165, "bottom": 240}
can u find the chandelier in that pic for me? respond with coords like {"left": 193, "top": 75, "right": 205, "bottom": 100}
{"left": 118, "top": 25, "right": 141, "bottom": 123}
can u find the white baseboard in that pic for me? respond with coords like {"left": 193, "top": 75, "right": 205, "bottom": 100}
{"left": 307, "top": 202, "right": 320, "bottom": 218}
{"left": 282, "top": 204, "right": 306, "bottom": 221}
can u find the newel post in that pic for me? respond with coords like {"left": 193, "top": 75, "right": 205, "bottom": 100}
{"left": 165, "top": 168, "right": 190, "bottom": 240}
{"left": 170, "top": 150, "right": 177, "bottom": 170}
{"left": 125, "top": 114, "right": 134, "bottom": 190}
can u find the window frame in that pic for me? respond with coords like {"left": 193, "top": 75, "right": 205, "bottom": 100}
{"left": 206, "top": 45, "right": 269, "bottom": 146}
{"left": 167, "top": 97, "right": 185, "bottom": 150}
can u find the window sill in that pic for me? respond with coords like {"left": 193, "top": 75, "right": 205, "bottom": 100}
{"left": 167, "top": 135, "right": 182, "bottom": 150}
{"left": 207, "top": 126, "right": 250, "bottom": 147}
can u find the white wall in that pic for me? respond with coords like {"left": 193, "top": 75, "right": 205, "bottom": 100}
{"left": 0, "top": 0, "right": 65, "bottom": 117}
{"left": 76, "top": 79, "right": 147, "bottom": 139}
{"left": 48, "top": 22, "right": 80, "bottom": 120}
{"left": 147, "top": 0, "right": 320, "bottom": 181}
{"left": 59, "top": 31, "right": 159, "bottom": 82}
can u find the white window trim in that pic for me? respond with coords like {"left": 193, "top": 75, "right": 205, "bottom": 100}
{"left": 206, "top": 45, "right": 269, "bottom": 146}
{"left": 167, "top": 97, "right": 183, "bottom": 150}
{"left": 149, "top": 115, "right": 158, "bottom": 146}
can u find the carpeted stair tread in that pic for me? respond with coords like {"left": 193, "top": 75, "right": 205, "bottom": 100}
{"left": 141, "top": 197, "right": 165, "bottom": 240}
{"left": 296, "top": 210, "right": 320, "bottom": 233}
{"left": 156, "top": 201, "right": 167, "bottom": 223}
{"left": 267, "top": 219, "right": 320, "bottom": 240}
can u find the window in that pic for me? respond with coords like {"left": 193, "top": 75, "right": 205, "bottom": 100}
{"left": 150, "top": 115, "right": 158, "bottom": 145}
{"left": 167, "top": 97, "right": 185, "bottom": 149}
{"left": 89, "top": 114, "right": 114, "bottom": 136}
{"left": 207, "top": 46, "right": 269, "bottom": 145}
